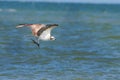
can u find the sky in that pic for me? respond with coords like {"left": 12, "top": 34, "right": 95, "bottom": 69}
{"left": 2, "top": 0, "right": 120, "bottom": 4}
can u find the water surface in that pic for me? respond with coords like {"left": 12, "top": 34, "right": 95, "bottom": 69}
{"left": 0, "top": 1, "right": 120, "bottom": 80}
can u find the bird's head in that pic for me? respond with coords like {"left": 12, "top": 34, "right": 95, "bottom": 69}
{"left": 50, "top": 36, "right": 56, "bottom": 40}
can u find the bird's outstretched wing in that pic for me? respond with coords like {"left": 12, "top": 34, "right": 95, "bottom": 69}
{"left": 37, "top": 24, "right": 58, "bottom": 36}
{"left": 16, "top": 24, "right": 25, "bottom": 28}
{"left": 16, "top": 24, "right": 32, "bottom": 28}
{"left": 37, "top": 24, "right": 58, "bottom": 40}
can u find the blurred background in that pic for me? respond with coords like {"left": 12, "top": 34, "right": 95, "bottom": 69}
{"left": 0, "top": 0, "right": 120, "bottom": 80}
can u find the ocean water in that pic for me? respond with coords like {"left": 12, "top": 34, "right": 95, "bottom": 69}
{"left": 0, "top": 1, "right": 120, "bottom": 80}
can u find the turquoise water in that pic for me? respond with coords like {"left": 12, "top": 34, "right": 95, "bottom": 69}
{"left": 0, "top": 1, "right": 120, "bottom": 80}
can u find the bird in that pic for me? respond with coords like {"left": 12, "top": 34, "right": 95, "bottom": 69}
{"left": 16, "top": 23, "right": 58, "bottom": 47}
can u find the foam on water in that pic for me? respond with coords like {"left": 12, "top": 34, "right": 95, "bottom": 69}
{"left": 6, "top": 8, "right": 17, "bottom": 12}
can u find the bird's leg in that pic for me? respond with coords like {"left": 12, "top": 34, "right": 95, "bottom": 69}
{"left": 37, "top": 39, "right": 40, "bottom": 47}
{"left": 31, "top": 37, "right": 40, "bottom": 47}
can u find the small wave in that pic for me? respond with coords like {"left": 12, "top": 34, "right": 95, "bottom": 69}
{"left": 6, "top": 9, "right": 17, "bottom": 12}
{"left": 102, "top": 35, "right": 120, "bottom": 40}
{"left": 0, "top": 9, "right": 3, "bottom": 12}
{"left": 0, "top": 8, "right": 17, "bottom": 12}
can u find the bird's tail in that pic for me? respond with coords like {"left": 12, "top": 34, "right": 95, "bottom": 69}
{"left": 16, "top": 24, "right": 32, "bottom": 28}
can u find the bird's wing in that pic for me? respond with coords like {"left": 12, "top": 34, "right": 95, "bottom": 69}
{"left": 16, "top": 24, "right": 26, "bottom": 28}
{"left": 16, "top": 24, "right": 32, "bottom": 28}
{"left": 37, "top": 24, "right": 58, "bottom": 37}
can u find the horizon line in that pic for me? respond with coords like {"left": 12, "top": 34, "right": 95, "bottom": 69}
{"left": 1, "top": 0, "right": 120, "bottom": 4}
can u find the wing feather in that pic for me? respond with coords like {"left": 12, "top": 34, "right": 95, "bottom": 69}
{"left": 37, "top": 24, "right": 58, "bottom": 36}
{"left": 37, "top": 24, "right": 58, "bottom": 40}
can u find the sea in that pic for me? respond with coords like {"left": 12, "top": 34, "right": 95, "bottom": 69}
{"left": 0, "top": 1, "right": 120, "bottom": 80}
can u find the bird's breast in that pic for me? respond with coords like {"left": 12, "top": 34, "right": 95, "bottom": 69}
{"left": 38, "top": 34, "right": 50, "bottom": 41}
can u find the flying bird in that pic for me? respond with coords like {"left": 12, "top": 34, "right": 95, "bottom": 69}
{"left": 16, "top": 24, "right": 58, "bottom": 47}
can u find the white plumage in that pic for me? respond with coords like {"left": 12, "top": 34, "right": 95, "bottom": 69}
{"left": 39, "top": 26, "right": 55, "bottom": 41}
